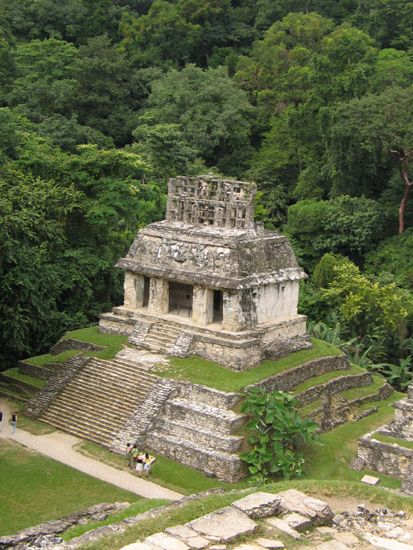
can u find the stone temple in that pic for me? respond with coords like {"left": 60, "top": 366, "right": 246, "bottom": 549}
{"left": 28, "top": 176, "right": 320, "bottom": 483}
{"left": 100, "top": 175, "right": 309, "bottom": 369}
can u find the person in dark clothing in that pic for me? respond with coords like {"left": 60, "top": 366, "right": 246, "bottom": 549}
{"left": 11, "top": 412, "right": 17, "bottom": 434}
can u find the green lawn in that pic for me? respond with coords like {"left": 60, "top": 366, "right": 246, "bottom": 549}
{"left": 26, "top": 349, "right": 79, "bottom": 366}
{"left": 2, "top": 368, "right": 47, "bottom": 389}
{"left": 63, "top": 326, "right": 128, "bottom": 360}
{"left": 373, "top": 432, "right": 413, "bottom": 450}
{"left": 76, "top": 441, "right": 249, "bottom": 495}
{"left": 0, "top": 439, "right": 145, "bottom": 536}
{"left": 155, "top": 338, "right": 341, "bottom": 392}
{"left": 303, "top": 392, "right": 404, "bottom": 489}
{"left": 26, "top": 326, "right": 128, "bottom": 366}
{"left": 62, "top": 499, "right": 169, "bottom": 541}
{"left": 293, "top": 364, "right": 365, "bottom": 394}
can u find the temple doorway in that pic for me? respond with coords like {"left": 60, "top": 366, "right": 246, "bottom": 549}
{"left": 213, "top": 290, "right": 223, "bottom": 323}
{"left": 169, "top": 282, "right": 193, "bottom": 317}
{"left": 142, "top": 275, "right": 150, "bottom": 307}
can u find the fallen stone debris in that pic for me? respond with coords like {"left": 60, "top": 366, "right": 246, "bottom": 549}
{"left": 4, "top": 490, "right": 413, "bottom": 549}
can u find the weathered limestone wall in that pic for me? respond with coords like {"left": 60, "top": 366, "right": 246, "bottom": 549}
{"left": 249, "top": 355, "right": 349, "bottom": 392}
{"left": 25, "top": 355, "right": 89, "bottom": 418}
{"left": 256, "top": 281, "right": 299, "bottom": 324}
{"left": 192, "top": 285, "right": 213, "bottom": 325}
{"left": 358, "top": 432, "right": 413, "bottom": 478}
{"left": 261, "top": 316, "right": 307, "bottom": 345}
{"left": 147, "top": 277, "right": 169, "bottom": 315}
{"left": 191, "top": 338, "right": 262, "bottom": 370}
{"left": 123, "top": 272, "right": 145, "bottom": 309}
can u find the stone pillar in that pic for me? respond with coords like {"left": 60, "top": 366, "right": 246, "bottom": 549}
{"left": 222, "top": 291, "right": 244, "bottom": 331}
{"left": 192, "top": 285, "right": 214, "bottom": 326}
{"left": 124, "top": 272, "right": 145, "bottom": 309}
{"left": 147, "top": 277, "right": 169, "bottom": 315}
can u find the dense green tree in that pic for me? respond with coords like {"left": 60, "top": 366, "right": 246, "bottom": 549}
{"left": 365, "top": 228, "right": 413, "bottom": 290}
{"left": 119, "top": 1, "right": 201, "bottom": 68}
{"left": 287, "top": 196, "right": 385, "bottom": 269}
{"left": 7, "top": 38, "right": 77, "bottom": 121}
{"left": 328, "top": 86, "right": 413, "bottom": 232}
{"left": 0, "top": 166, "right": 80, "bottom": 368}
{"left": 73, "top": 35, "right": 138, "bottom": 144}
{"left": 352, "top": 0, "right": 413, "bottom": 49}
{"left": 137, "top": 64, "right": 253, "bottom": 175}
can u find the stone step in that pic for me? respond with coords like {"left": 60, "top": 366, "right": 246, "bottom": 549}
{"left": 41, "top": 416, "right": 114, "bottom": 446}
{"left": 69, "top": 370, "right": 155, "bottom": 391}
{"left": 88, "top": 358, "right": 155, "bottom": 378}
{"left": 164, "top": 398, "right": 245, "bottom": 434}
{"left": 70, "top": 365, "right": 156, "bottom": 385}
{"left": 42, "top": 403, "right": 129, "bottom": 431}
{"left": 177, "top": 382, "right": 240, "bottom": 409}
{"left": 249, "top": 355, "right": 350, "bottom": 393}
{"left": 158, "top": 418, "right": 244, "bottom": 453}
{"left": 296, "top": 371, "right": 372, "bottom": 406}
{"left": 43, "top": 392, "right": 146, "bottom": 414}
{"left": 148, "top": 432, "right": 246, "bottom": 483}
{"left": 39, "top": 355, "right": 157, "bottom": 444}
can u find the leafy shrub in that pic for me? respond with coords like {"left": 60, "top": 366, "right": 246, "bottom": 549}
{"left": 240, "top": 388, "right": 318, "bottom": 482}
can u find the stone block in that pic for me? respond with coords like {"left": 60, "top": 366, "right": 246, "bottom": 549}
{"left": 313, "top": 542, "right": 348, "bottom": 550}
{"left": 333, "top": 532, "right": 360, "bottom": 546}
{"left": 277, "top": 489, "right": 333, "bottom": 525}
{"left": 145, "top": 532, "right": 190, "bottom": 549}
{"left": 166, "top": 525, "right": 209, "bottom": 549}
{"left": 361, "top": 474, "right": 380, "bottom": 485}
{"left": 231, "top": 492, "right": 282, "bottom": 518}
{"left": 283, "top": 512, "right": 312, "bottom": 532}
{"left": 265, "top": 517, "right": 301, "bottom": 539}
{"left": 188, "top": 506, "right": 257, "bottom": 542}
{"left": 255, "top": 538, "right": 285, "bottom": 548}
{"left": 121, "top": 543, "right": 159, "bottom": 550}
{"left": 233, "top": 544, "right": 263, "bottom": 550}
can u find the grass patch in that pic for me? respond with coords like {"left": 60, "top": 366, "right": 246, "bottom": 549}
{"left": 0, "top": 439, "right": 140, "bottom": 536}
{"left": 64, "top": 326, "right": 127, "bottom": 360}
{"left": 76, "top": 441, "right": 249, "bottom": 496}
{"left": 62, "top": 499, "right": 168, "bottom": 541}
{"left": 25, "top": 326, "right": 128, "bottom": 367}
{"left": 5, "top": 398, "right": 56, "bottom": 435}
{"left": 339, "top": 374, "right": 387, "bottom": 401}
{"left": 26, "top": 349, "right": 79, "bottom": 366}
{"left": 293, "top": 364, "right": 365, "bottom": 395}
{"left": 77, "top": 479, "right": 413, "bottom": 550}
{"left": 303, "top": 392, "right": 404, "bottom": 489}
{"left": 373, "top": 433, "right": 413, "bottom": 450}
{"left": 155, "top": 338, "right": 341, "bottom": 392}
{"left": 2, "top": 368, "right": 46, "bottom": 389}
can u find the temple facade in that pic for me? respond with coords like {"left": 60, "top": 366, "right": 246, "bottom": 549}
{"left": 99, "top": 176, "right": 309, "bottom": 369}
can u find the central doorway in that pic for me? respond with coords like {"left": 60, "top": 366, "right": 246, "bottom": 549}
{"left": 169, "top": 282, "right": 193, "bottom": 318}
{"left": 142, "top": 275, "right": 150, "bottom": 307}
{"left": 213, "top": 290, "right": 223, "bottom": 323}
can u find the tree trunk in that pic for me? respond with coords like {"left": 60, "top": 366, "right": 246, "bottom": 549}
{"left": 397, "top": 152, "right": 413, "bottom": 234}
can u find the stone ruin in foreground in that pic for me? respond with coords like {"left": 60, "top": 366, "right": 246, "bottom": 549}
{"left": 100, "top": 175, "right": 310, "bottom": 369}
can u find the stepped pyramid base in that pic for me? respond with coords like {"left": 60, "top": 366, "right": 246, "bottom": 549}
{"left": 99, "top": 306, "right": 308, "bottom": 370}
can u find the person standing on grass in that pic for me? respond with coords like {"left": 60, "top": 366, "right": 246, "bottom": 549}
{"left": 126, "top": 443, "right": 134, "bottom": 469}
{"left": 11, "top": 412, "right": 17, "bottom": 434}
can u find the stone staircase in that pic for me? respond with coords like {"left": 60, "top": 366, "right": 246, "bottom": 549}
{"left": 148, "top": 383, "right": 246, "bottom": 482}
{"left": 142, "top": 322, "right": 181, "bottom": 353}
{"left": 39, "top": 357, "right": 158, "bottom": 447}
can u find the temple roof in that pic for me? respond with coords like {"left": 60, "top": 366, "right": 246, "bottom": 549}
{"left": 117, "top": 176, "right": 306, "bottom": 290}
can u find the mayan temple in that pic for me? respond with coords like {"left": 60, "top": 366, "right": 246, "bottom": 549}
{"left": 99, "top": 175, "right": 310, "bottom": 369}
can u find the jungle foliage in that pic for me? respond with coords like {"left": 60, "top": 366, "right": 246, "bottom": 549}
{"left": 1, "top": 0, "right": 413, "bottom": 374}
